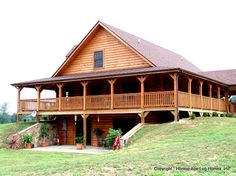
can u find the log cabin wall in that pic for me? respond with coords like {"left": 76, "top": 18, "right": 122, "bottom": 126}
{"left": 58, "top": 27, "right": 151, "bottom": 76}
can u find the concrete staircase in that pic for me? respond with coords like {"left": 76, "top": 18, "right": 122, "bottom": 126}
{"left": 120, "top": 123, "right": 144, "bottom": 147}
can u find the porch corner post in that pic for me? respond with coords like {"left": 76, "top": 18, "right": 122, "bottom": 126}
{"left": 137, "top": 76, "right": 147, "bottom": 108}
{"left": 170, "top": 73, "right": 179, "bottom": 121}
{"left": 57, "top": 84, "right": 64, "bottom": 111}
{"left": 209, "top": 84, "right": 212, "bottom": 111}
{"left": 199, "top": 81, "right": 203, "bottom": 109}
{"left": 108, "top": 79, "right": 116, "bottom": 109}
{"left": 225, "top": 89, "right": 229, "bottom": 113}
{"left": 16, "top": 87, "right": 23, "bottom": 123}
{"left": 188, "top": 77, "right": 192, "bottom": 108}
{"left": 81, "top": 81, "right": 88, "bottom": 110}
{"left": 35, "top": 86, "right": 42, "bottom": 112}
{"left": 82, "top": 114, "right": 89, "bottom": 148}
{"left": 217, "top": 86, "right": 221, "bottom": 112}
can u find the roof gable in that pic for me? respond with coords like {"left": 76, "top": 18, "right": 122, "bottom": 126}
{"left": 53, "top": 21, "right": 201, "bottom": 77}
{"left": 53, "top": 21, "right": 153, "bottom": 77}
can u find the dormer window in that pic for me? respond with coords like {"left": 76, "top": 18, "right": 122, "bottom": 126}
{"left": 94, "top": 51, "right": 103, "bottom": 68}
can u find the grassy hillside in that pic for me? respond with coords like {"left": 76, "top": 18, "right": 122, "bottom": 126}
{"left": 0, "top": 122, "right": 35, "bottom": 147}
{"left": 0, "top": 117, "right": 235, "bottom": 176}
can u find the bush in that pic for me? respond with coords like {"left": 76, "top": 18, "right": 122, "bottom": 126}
{"left": 212, "top": 112, "right": 218, "bottom": 117}
{"left": 105, "top": 128, "right": 122, "bottom": 147}
{"left": 203, "top": 112, "right": 209, "bottom": 117}
{"left": 190, "top": 113, "right": 196, "bottom": 120}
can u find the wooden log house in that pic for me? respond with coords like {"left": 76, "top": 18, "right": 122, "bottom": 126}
{"left": 12, "top": 21, "right": 236, "bottom": 147}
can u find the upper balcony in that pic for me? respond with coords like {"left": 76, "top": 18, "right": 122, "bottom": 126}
{"left": 16, "top": 72, "right": 235, "bottom": 116}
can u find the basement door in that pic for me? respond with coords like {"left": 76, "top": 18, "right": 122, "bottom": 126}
{"left": 58, "top": 116, "right": 75, "bottom": 145}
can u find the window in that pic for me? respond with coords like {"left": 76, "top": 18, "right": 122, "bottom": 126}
{"left": 94, "top": 51, "right": 103, "bottom": 68}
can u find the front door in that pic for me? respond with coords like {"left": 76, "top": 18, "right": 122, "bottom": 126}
{"left": 58, "top": 116, "right": 75, "bottom": 145}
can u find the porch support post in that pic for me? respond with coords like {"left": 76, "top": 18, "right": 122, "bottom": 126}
{"left": 35, "top": 86, "right": 42, "bottom": 123}
{"left": 35, "top": 85, "right": 42, "bottom": 111}
{"left": 209, "top": 84, "right": 212, "bottom": 111}
{"left": 137, "top": 76, "right": 147, "bottom": 108}
{"left": 169, "top": 73, "right": 179, "bottom": 121}
{"left": 81, "top": 81, "right": 88, "bottom": 110}
{"left": 188, "top": 77, "right": 192, "bottom": 108}
{"left": 108, "top": 79, "right": 116, "bottom": 109}
{"left": 138, "top": 111, "right": 149, "bottom": 124}
{"left": 225, "top": 89, "right": 229, "bottom": 113}
{"left": 81, "top": 114, "right": 89, "bottom": 148}
{"left": 199, "top": 81, "right": 203, "bottom": 109}
{"left": 217, "top": 86, "right": 221, "bottom": 111}
{"left": 17, "top": 87, "right": 23, "bottom": 123}
{"left": 57, "top": 84, "right": 64, "bottom": 111}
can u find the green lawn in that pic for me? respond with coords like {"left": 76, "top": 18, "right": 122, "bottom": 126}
{"left": 0, "top": 117, "right": 235, "bottom": 176}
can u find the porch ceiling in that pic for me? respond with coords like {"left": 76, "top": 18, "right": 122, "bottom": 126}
{"left": 11, "top": 66, "right": 230, "bottom": 88}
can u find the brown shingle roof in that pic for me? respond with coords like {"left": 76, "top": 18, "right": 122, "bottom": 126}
{"left": 100, "top": 21, "right": 202, "bottom": 73}
{"left": 200, "top": 69, "right": 236, "bottom": 85}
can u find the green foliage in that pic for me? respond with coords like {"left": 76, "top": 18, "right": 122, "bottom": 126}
{"left": 75, "top": 136, "right": 83, "bottom": 143}
{"left": 105, "top": 128, "right": 122, "bottom": 147}
{"left": 190, "top": 113, "right": 195, "bottom": 120}
{"left": 22, "top": 134, "right": 33, "bottom": 144}
{"left": 93, "top": 128, "right": 103, "bottom": 139}
{"left": 212, "top": 112, "right": 218, "bottom": 117}
{"left": 203, "top": 112, "right": 209, "bottom": 117}
{"left": 40, "top": 123, "right": 49, "bottom": 139}
{"left": 0, "top": 102, "right": 16, "bottom": 124}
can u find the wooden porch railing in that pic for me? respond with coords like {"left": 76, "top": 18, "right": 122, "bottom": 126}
{"left": 86, "top": 95, "right": 111, "bottom": 109}
{"left": 212, "top": 98, "right": 219, "bottom": 111}
{"left": 178, "top": 91, "right": 190, "bottom": 108}
{"left": 61, "top": 96, "right": 83, "bottom": 110}
{"left": 191, "top": 94, "right": 201, "bottom": 109}
{"left": 114, "top": 93, "right": 141, "bottom": 108}
{"left": 40, "top": 98, "right": 59, "bottom": 111}
{"left": 202, "top": 96, "right": 211, "bottom": 110}
{"left": 19, "top": 91, "right": 231, "bottom": 113}
{"left": 230, "top": 103, "right": 236, "bottom": 114}
{"left": 20, "top": 99, "right": 37, "bottom": 111}
{"left": 144, "top": 91, "right": 174, "bottom": 107}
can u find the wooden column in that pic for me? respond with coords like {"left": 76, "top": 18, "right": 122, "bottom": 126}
{"left": 57, "top": 84, "right": 63, "bottom": 111}
{"left": 169, "top": 73, "right": 179, "bottom": 121}
{"left": 35, "top": 86, "right": 42, "bottom": 112}
{"left": 137, "top": 76, "right": 147, "bottom": 108}
{"left": 138, "top": 111, "right": 149, "bottom": 124}
{"left": 81, "top": 114, "right": 89, "bottom": 148}
{"left": 108, "top": 79, "right": 116, "bottom": 109}
{"left": 199, "top": 81, "right": 203, "bottom": 109}
{"left": 35, "top": 86, "right": 42, "bottom": 123}
{"left": 209, "top": 84, "right": 212, "bottom": 111}
{"left": 188, "top": 77, "right": 192, "bottom": 108}
{"left": 217, "top": 86, "right": 221, "bottom": 111}
{"left": 81, "top": 82, "right": 88, "bottom": 110}
{"left": 17, "top": 87, "right": 23, "bottom": 123}
{"left": 225, "top": 89, "right": 229, "bottom": 113}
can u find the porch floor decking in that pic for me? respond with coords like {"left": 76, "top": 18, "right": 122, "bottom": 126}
{"left": 26, "top": 145, "right": 110, "bottom": 154}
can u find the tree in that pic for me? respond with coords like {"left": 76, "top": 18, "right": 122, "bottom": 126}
{"left": 0, "top": 102, "right": 8, "bottom": 115}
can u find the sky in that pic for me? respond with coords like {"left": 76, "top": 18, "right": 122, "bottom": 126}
{"left": 0, "top": 0, "right": 236, "bottom": 113}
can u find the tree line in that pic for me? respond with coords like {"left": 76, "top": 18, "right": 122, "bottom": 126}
{"left": 0, "top": 102, "right": 16, "bottom": 124}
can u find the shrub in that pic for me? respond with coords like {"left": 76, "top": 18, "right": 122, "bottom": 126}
{"left": 75, "top": 136, "right": 83, "bottom": 143}
{"left": 40, "top": 123, "right": 49, "bottom": 142}
{"left": 105, "top": 128, "right": 122, "bottom": 147}
{"left": 212, "top": 112, "right": 218, "bottom": 117}
{"left": 203, "top": 112, "right": 209, "bottom": 117}
{"left": 190, "top": 113, "right": 196, "bottom": 120}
